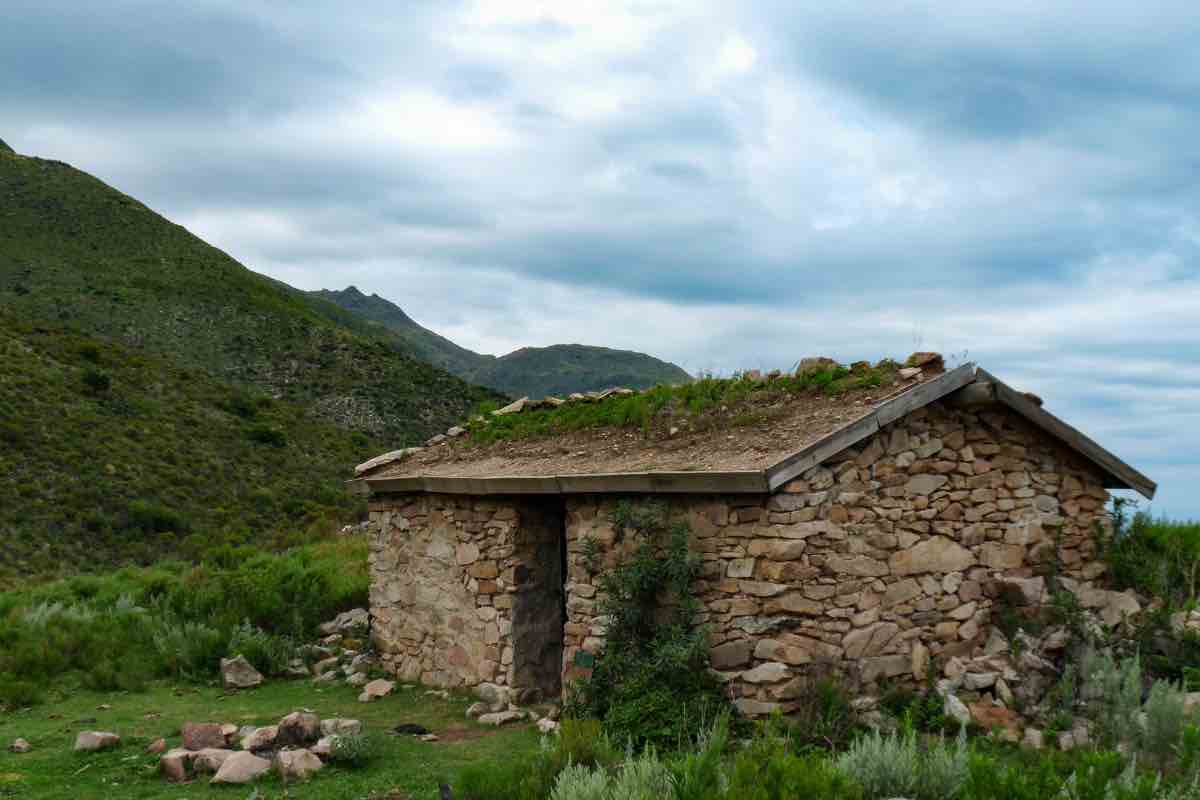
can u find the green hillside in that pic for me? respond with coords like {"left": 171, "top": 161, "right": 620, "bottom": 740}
{"left": 0, "top": 146, "right": 500, "bottom": 581}
{"left": 312, "top": 286, "right": 693, "bottom": 398}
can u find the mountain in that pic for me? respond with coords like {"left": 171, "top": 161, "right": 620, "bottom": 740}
{"left": 311, "top": 286, "right": 694, "bottom": 398}
{"left": 0, "top": 144, "right": 500, "bottom": 581}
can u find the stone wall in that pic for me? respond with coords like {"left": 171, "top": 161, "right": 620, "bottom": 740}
{"left": 368, "top": 400, "right": 1116, "bottom": 715}
{"left": 560, "top": 400, "right": 1113, "bottom": 716}
{"left": 368, "top": 495, "right": 522, "bottom": 688}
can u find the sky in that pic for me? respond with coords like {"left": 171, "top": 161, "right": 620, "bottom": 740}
{"left": 2, "top": 1, "right": 1198, "bottom": 519}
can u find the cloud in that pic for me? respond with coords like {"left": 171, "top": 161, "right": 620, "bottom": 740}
{"left": 2, "top": 0, "right": 1197, "bottom": 518}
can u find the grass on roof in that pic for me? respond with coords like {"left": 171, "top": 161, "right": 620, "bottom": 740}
{"left": 466, "top": 360, "right": 902, "bottom": 445}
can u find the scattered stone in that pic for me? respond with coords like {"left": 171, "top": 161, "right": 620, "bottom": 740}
{"left": 318, "top": 608, "right": 369, "bottom": 635}
{"left": 466, "top": 702, "right": 488, "bottom": 719}
{"left": 182, "top": 722, "right": 226, "bottom": 751}
{"left": 160, "top": 748, "right": 193, "bottom": 782}
{"left": 146, "top": 737, "right": 166, "bottom": 754}
{"left": 478, "top": 710, "right": 524, "bottom": 727}
{"left": 275, "top": 748, "right": 324, "bottom": 781}
{"left": 358, "top": 678, "right": 395, "bottom": 702}
{"left": 9, "top": 738, "right": 30, "bottom": 754}
{"left": 420, "top": 733, "right": 439, "bottom": 742}
{"left": 1022, "top": 728, "right": 1044, "bottom": 750}
{"left": 221, "top": 655, "right": 264, "bottom": 689}
{"left": 241, "top": 725, "right": 278, "bottom": 752}
{"left": 898, "top": 367, "right": 922, "bottom": 380}
{"left": 96, "top": 704, "right": 112, "bottom": 711}
{"left": 491, "top": 397, "right": 529, "bottom": 416}
{"left": 211, "top": 751, "right": 272, "bottom": 784}
{"left": 944, "top": 695, "right": 970, "bottom": 727}
{"left": 320, "top": 718, "right": 362, "bottom": 737}
{"left": 537, "top": 718, "right": 560, "bottom": 735}
{"left": 193, "top": 747, "right": 236, "bottom": 774}
{"left": 277, "top": 711, "right": 321, "bottom": 747}
{"left": 446, "top": 426, "right": 466, "bottom": 437}
{"left": 74, "top": 731, "right": 120, "bottom": 752}
{"left": 311, "top": 736, "right": 335, "bottom": 759}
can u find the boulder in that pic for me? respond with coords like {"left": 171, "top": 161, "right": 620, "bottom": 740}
{"left": 181, "top": 722, "right": 225, "bottom": 751}
{"left": 211, "top": 751, "right": 272, "bottom": 784}
{"left": 74, "top": 731, "right": 120, "bottom": 752}
{"left": 221, "top": 655, "right": 264, "bottom": 689}
{"left": 475, "top": 682, "right": 510, "bottom": 711}
{"left": 276, "top": 711, "right": 320, "bottom": 747}
{"left": 968, "top": 703, "right": 1019, "bottom": 736}
{"left": 241, "top": 725, "right": 278, "bottom": 752}
{"left": 9, "top": 738, "right": 30, "bottom": 753}
{"left": 275, "top": 748, "right": 324, "bottom": 781}
{"left": 466, "top": 702, "right": 488, "bottom": 719}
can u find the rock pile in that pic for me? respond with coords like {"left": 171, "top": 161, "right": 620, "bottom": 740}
{"left": 304, "top": 607, "right": 381, "bottom": 689}
{"left": 158, "top": 711, "right": 363, "bottom": 785}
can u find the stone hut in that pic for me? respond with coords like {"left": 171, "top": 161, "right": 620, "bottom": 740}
{"left": 353, "top": 360, "right": 1155, "bottom": 715}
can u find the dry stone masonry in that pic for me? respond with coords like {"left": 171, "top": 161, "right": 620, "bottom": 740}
{"left": 361, "top": 356, "right": 1155, "bottom": 728}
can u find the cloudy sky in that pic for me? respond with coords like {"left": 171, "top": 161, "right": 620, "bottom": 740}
{"left": 3, "top": 1, "right": 1198, "bottom": 518}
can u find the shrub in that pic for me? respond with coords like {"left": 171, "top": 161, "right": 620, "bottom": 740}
{"left": 608, "top": 749, "right": 673, "bottom": 800}
{"left": 564, "top": 502, "right": 731, "bottom": 749}
{"left": 328, "top": 732, "right": 377, "bottom": 768}
{"left": 246, "top": 424, "right": 286, "bottom": 447}
{"left": 550, "top": 764, "right": 610, "bottom": 800}
{"left": 1082, "top": 650, "right": 1144, "bottom": 749}
{"left": 670, "top": 715, "right": 730, "bottom": 800}
{"left": 836, "top": 729, "right": 919, "bottom": 799}
{"left": 0, "top": 675, "right": 44, "bottom": 709}
{"left": 227, "top": 619, "right": 296, "bottom": 676}
{"left": 82, "top": 367, "right": 110, "bottom": 394}
{"left": 725, "top": 725, "right": 863, "bottom": 800}
{"left": 1143, "top": 679, "right": 1190, "bottom": 767}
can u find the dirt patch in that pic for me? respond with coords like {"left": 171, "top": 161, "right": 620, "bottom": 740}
{"left": 434, "top": 725, "right": 509, "bottom": 743}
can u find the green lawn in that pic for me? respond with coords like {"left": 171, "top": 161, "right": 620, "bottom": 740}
{"left": 0, "top": 679, "right": 540, "bottom": 799}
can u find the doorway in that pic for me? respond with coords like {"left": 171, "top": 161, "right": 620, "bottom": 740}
{"left": 509, "top": 496, "right": 567, "bottom": 701}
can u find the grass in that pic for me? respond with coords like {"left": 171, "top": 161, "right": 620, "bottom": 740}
{"left": 0, "top": 679, "right": 539, "bottom": 799}
{"left": 467, "top": 361, "right": 898, "bottom": 445}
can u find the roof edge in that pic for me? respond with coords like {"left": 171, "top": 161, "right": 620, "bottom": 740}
{"left": 976, "top": 369, "right": 1157, "bottom": 500}
{"left": 764, "top": 363, "right": 978, "bottom": 491}
{"left": 362, "top": 470, "right": 770, "bottom": 496}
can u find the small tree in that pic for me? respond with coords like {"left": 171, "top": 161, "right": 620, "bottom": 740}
{"left": 564, "top": 501, "right": 731, "bottom": 749}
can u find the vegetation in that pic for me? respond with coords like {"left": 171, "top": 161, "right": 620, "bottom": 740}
{"left": 0, "top": 146, "right": 501, "bottom": 580}
{"left": 469, "top": 361, "right": 899, "bottom": 445}
{"left": 564, "top": 502, "right": 731, "bottom": 749}
{"left": 0, "top": 537, "right": 367, "bottom": 708}
{"left": 312, "top": 286, "right": 693, "bottom": 397}
{"left": 0, "top": 678, "right": 537, "bottom": 799}
{"left": 1101, "top": 503, "right": 1200, "bottom": 609}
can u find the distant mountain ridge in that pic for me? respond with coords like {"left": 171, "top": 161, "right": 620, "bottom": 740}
{"left": 311, "top": 286, "right": 693, "bottom": 398}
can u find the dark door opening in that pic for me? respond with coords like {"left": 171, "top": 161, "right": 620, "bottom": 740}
{"left": 510, "top": 497, "right": 567, "bottom": 702}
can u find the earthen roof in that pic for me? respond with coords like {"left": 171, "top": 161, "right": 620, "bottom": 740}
{"left": 355, "top": 363, "right": 1156, "bottom": 500}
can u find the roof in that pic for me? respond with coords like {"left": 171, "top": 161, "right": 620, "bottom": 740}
{"left": 356, "top": 362, "right": 1156, "bottom": 500}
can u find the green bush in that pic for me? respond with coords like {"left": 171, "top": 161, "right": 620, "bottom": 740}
{"left": 227, "top": 619, "right": 296, "bottom": 676}
{"left": 328, "top": 732, "right": 377, "bottom": 768}
{"left": 724, "top": 728, "right": 862, "bottom": 800}
{"left": 564, "top": 502, "right": 731, "bottom": 749}
{"left": 836, "top": 728, "right": 966, "bottom": 800}
{"left": 0, "top": 538, "right": 367, "bottom": 701}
